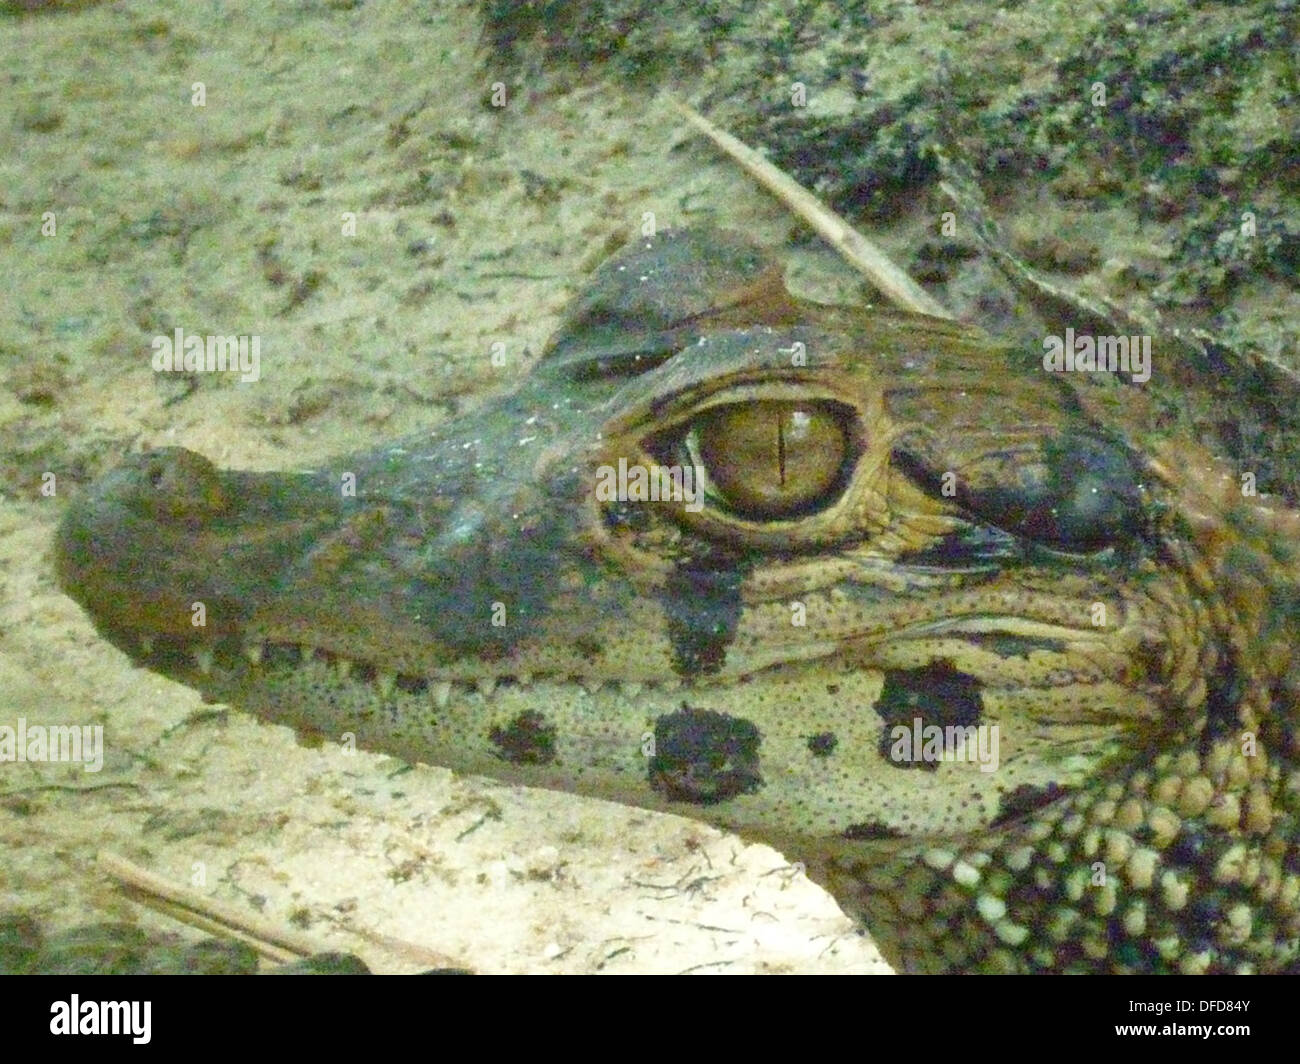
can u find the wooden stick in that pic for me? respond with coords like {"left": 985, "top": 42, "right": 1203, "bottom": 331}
{"left": 97, "top": 850, "right": 465, "bottom": 971}
{"left": 668, "top": 96, "right": 952, "bottom": 320}
{"left": 97, "top": 850, "right": 323, "bottom": 964}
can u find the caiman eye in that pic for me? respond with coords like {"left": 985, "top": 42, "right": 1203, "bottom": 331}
{"left": 686, "top": 401, "right": 850, "bottom": 518}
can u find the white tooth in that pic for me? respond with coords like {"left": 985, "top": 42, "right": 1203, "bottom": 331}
{"left": 194, "top": 647, "right": 214, "bottom": 675}
{"left": 621, "top": 681, "right": 643, "bottom": 699}
{"left": 431, "top": 681, "right": 452, "bottom": 709}
{"left": 336, "top": 658, "right": 353, "bottom": 681}
{"left": 244, "top": 642, "right": 264, "bottom": 665}
{"left": 139, "top": 636, "right": 154, "bottom": 655}
{"left": 376, "top": 670, "right": 396, "bottom": 699}
{"left": 516, "top": 671, "right": 533, "bottom": 687}
{"left": 477, "top": 677, "right": 496, "bottom": 699}
{"left": 661, "top": 677, "right": 681, "bottom": 692}
{"left": 581, "top": 679, "right": 603, "bottom": 696}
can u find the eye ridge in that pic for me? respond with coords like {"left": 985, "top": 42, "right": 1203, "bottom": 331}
{"left": 891, "top": 430, "right": 1149, "bottom": 555}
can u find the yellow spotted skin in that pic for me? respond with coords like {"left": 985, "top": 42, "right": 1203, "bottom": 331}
{"left": 55, "top": 228, "right": 1300, "bottom": 973}
{"left": 830, "top": 738, "right": 1296, "bottom": 973}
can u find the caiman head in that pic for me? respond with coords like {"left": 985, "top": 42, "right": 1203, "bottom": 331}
{"left": 54, "top": 227, "right": 1300, "bottom": 973}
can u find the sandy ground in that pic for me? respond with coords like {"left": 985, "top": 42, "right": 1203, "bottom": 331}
{"left": 0, "top": 0, "right": 894, "bottom": 973}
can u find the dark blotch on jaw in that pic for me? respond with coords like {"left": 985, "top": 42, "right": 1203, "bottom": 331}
{"left": 489, "top": 710, "right": 557, "bottom": 765}
{"left": 991, "top": 781, "right": 1067, "bottom": 828}
{"left": 806, "top": 731, "right": 838, "bottom": 758}
{"left": 649, "top": 704, "right": 762, "bottom": 806}
{"left": 873, "top": 661, "right": 984, "bottom": 772}
{"left": 842, "top": 821, "right": 903, "bottom": 840}
{"left": 662, "top": 552, "right": 747, "bottom": 677}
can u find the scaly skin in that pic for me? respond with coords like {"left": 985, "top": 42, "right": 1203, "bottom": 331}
{"left": 55, "top": 228, "right": 1300, "bottom": 973}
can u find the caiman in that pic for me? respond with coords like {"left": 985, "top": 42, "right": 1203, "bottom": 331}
{"left": 53, "top": 225, "right": 1300, "bottom": 974}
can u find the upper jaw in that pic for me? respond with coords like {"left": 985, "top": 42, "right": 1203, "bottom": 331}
{"left": 51, "top": 428, "right": 601, "bottom": 686}
{"left": 54, "top": 447, "right": 344, "bottom": 657}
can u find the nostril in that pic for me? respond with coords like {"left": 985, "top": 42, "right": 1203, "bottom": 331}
{"left": 131, "top": 448, "right": 229, "bottom": 521}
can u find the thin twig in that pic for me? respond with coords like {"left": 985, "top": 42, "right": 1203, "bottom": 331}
{"left": 97, "top": 850, "right": 322, "bottom": 964}
{"left": 667, "top": 96, "right": 952, "bottom": 320}
{"left": 97, "top": 850, "right": 467, "bottom": 972}
{"left": 0, "top": 780, "right": 142, "bottom": 798}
